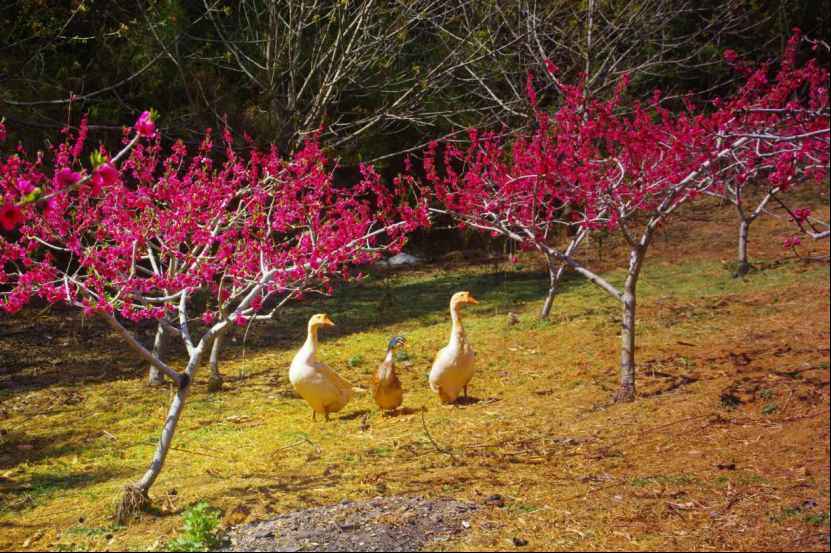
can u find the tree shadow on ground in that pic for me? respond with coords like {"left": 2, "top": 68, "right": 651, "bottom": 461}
{"left": 0, "top": 466, "right": 133, "bottom": 516}
{"left": 242, "top": 264, "right": 586, "bottom": 355}
{"left": 0, "top": 303, "right": 163, "bottom": 400}
{"left": 0, "top": 262, "right": 586, "bottom": 399}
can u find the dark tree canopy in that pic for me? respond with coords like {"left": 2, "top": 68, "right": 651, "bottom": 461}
{"left": 2, "top": 0, "right": 828, "bottom": 163}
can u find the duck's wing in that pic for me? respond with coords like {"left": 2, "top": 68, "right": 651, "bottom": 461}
{"left": 431, "top": 344, "right": 456, "bottom": 371}
{"left": 387, "top": 370, "right": 402, "bottom": 393}
{"left": 370, "top": 364, "right": 384, "bottom": 395}
{"left": 316, "top": 361, "right": 353, "bottom": 392}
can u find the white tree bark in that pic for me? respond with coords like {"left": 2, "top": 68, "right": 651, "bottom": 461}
{"left": 540, "top": 259, "right": 566, "bottom": 320}
{"left": 135, "top": 364, "right": 192, "bottom": 493}
{"left": 133, "top": 325, "right": 227, "bottom": 496}
{"left": 736, "top": 216, "right": 751, "bottom": 276}
{"left": 147, "top": 322, "right": 167, "bottom": 386}
{"left": 539, "top": 229, "right": 588, "bottom": 319}
{"left": 208, "top": 333, "right": 223, "bottom": 392}
{"left": 617, "top": 245, "right": 647, "bottom": 402}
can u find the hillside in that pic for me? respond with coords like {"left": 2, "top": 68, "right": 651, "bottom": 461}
{"left": 1, "top": 198, "right": 829, "bottom": 551}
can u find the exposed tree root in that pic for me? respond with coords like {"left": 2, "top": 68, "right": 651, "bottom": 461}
{"left": 614, "top": 384, "right": 636, "bottom": 403}
{"left": 114, "top": 485, "right": 150, "bottom": 525}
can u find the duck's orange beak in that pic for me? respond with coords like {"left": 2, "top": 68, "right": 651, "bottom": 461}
{"left": 323, "top": 315, "right": 335, "bottom": 327}
{"left": 467, "top": 295, "right": 479, "bottom": 305}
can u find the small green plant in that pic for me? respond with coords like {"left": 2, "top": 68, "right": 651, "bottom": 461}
{"left": 759, "top": 389, "right": 774, "bottom": 400}
{"left": 347, "top": 355, "right": 364, "bottom": 368}
{"left": 768, "top": 506, "right": 802, "bottom": 523}
{"left": 762, "top": 402, "right": 778, "bottom": 415}
{"left": 507, "top": 501, "right": 540, "bottom": 514}
{"left": 679, "top": 356, "right": 696, "bottom": 370}
{"left": 165, "top": 502, "right": 222, "bottom": 552}
{"left": 804, "top": 512, "right": 830, "bottom": 526}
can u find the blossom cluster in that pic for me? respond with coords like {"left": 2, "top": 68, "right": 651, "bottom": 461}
{"left": 0, "top": 113, "right": 427, "bottom": 323}
{"left": 419, "top": 31, "right": 829, "bottom": 251}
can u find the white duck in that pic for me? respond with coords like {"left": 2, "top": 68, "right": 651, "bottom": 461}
{"left": 429, "top": 291, "right": 479, "bottom": 403}
{"left": 289, "top": 314, "right": 353, "bottom": 421}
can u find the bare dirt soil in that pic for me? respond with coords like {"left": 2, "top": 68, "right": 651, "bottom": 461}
{"left": 222, "top": 495, "right": 477, "bottom": 552}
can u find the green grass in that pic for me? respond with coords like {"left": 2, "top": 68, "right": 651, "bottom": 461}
{"left": 804, "top": 512, "right": 830, "bottom": 526}
{"left": 762, "top": 402, "right": 779, "bottom": 415}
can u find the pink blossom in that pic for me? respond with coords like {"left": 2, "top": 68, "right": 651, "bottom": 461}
{"left": 72, "top": 114, "right": 89, "bottom": 159}
{"left": 526, "top": 71, "right": 538, "bottom": 106}
{"left": 0, "top": 202, "right": 25, "bottom": 231}
{"left": 16, "top": 178, "right": 35, "bottom": 194}
{"left": 135, "top": 111, "right": 156, "bottom": 137}
{"left": 92, "top": 163, "right": 120, "bottom": 190}
{"left": 792, "top": 207, "right": 811, "bottom": 223}
{"left": 544, "top": 59, "right": 559, "bottom": 76}
{"left": 54, "top": 167, "right": 81, "bottom": 188}
{"left": 783, "top": 236, "right": 802, "bottom": 249}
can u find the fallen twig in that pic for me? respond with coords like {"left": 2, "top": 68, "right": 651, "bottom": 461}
{"left": 421, "top": 411, "right": 461, "bottom": 464}
{"left": 271, "top": 435, "right": 320, "bottom": 459}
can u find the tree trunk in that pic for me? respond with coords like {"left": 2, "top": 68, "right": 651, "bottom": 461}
{"left": 540, "top": 261, "right": 566, "bottom": 319}
{"left": 540, "top": 231, "right": 588, "bottom": 319}
{"left": 117, "top": 351, "right": 197, "bottom": 523}
{"left": 615, "top": 246, "right": 646, "bottom": 402}
{"left": 135, "top": 371, "right": 191, "bottom": 494}
{"left": 207, "top": 334, "right": 224, "bottom": 392}
{"left": 616, "top": 280, "right": 637, "bottom": 402}
{"left": 120, "top": 338, "right": 208, "bottom": 518}
{"left": 736, "top": 217, "right": 751, "bottom": 276}
{"left": 147, "top": 323, "right": 166, "bottom": 386}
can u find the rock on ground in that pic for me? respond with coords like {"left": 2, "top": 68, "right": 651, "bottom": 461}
{"left": 374, "top": 252, "right": 424, "bottom": 268}
{"left": 221, "top": 495, "right": 477, "bottom": 552}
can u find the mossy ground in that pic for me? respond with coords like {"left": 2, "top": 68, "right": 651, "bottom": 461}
{"left": 1, "top": 197, "right": 829, "bottom": 551}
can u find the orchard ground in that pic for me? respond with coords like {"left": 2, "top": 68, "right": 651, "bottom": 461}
{"left": 0, "top": 195, "right": 828, "bottom": 551}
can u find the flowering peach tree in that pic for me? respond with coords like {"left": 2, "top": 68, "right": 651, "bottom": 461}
{"left": 421, "top": 33, "right": 829, "bottom": 402}
{"left": 707, "top": 34, "right": 829, "bottom": 275}
{"left": 0, "top": 113, "right": 426, "bottom": 516}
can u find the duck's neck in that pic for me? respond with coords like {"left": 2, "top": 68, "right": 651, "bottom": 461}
{"left": 379, "top": 348, "right": 396, "bottom": 380}
{"left": 304, "top": 324, "right": 320, "bottom": 356}
{"left": 450, "top": 302, "right": 465, "bottom": 342}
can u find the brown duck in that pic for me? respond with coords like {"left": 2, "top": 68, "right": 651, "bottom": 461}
{"left": 371, "top": 336, "right": 407, "bottom": 412}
